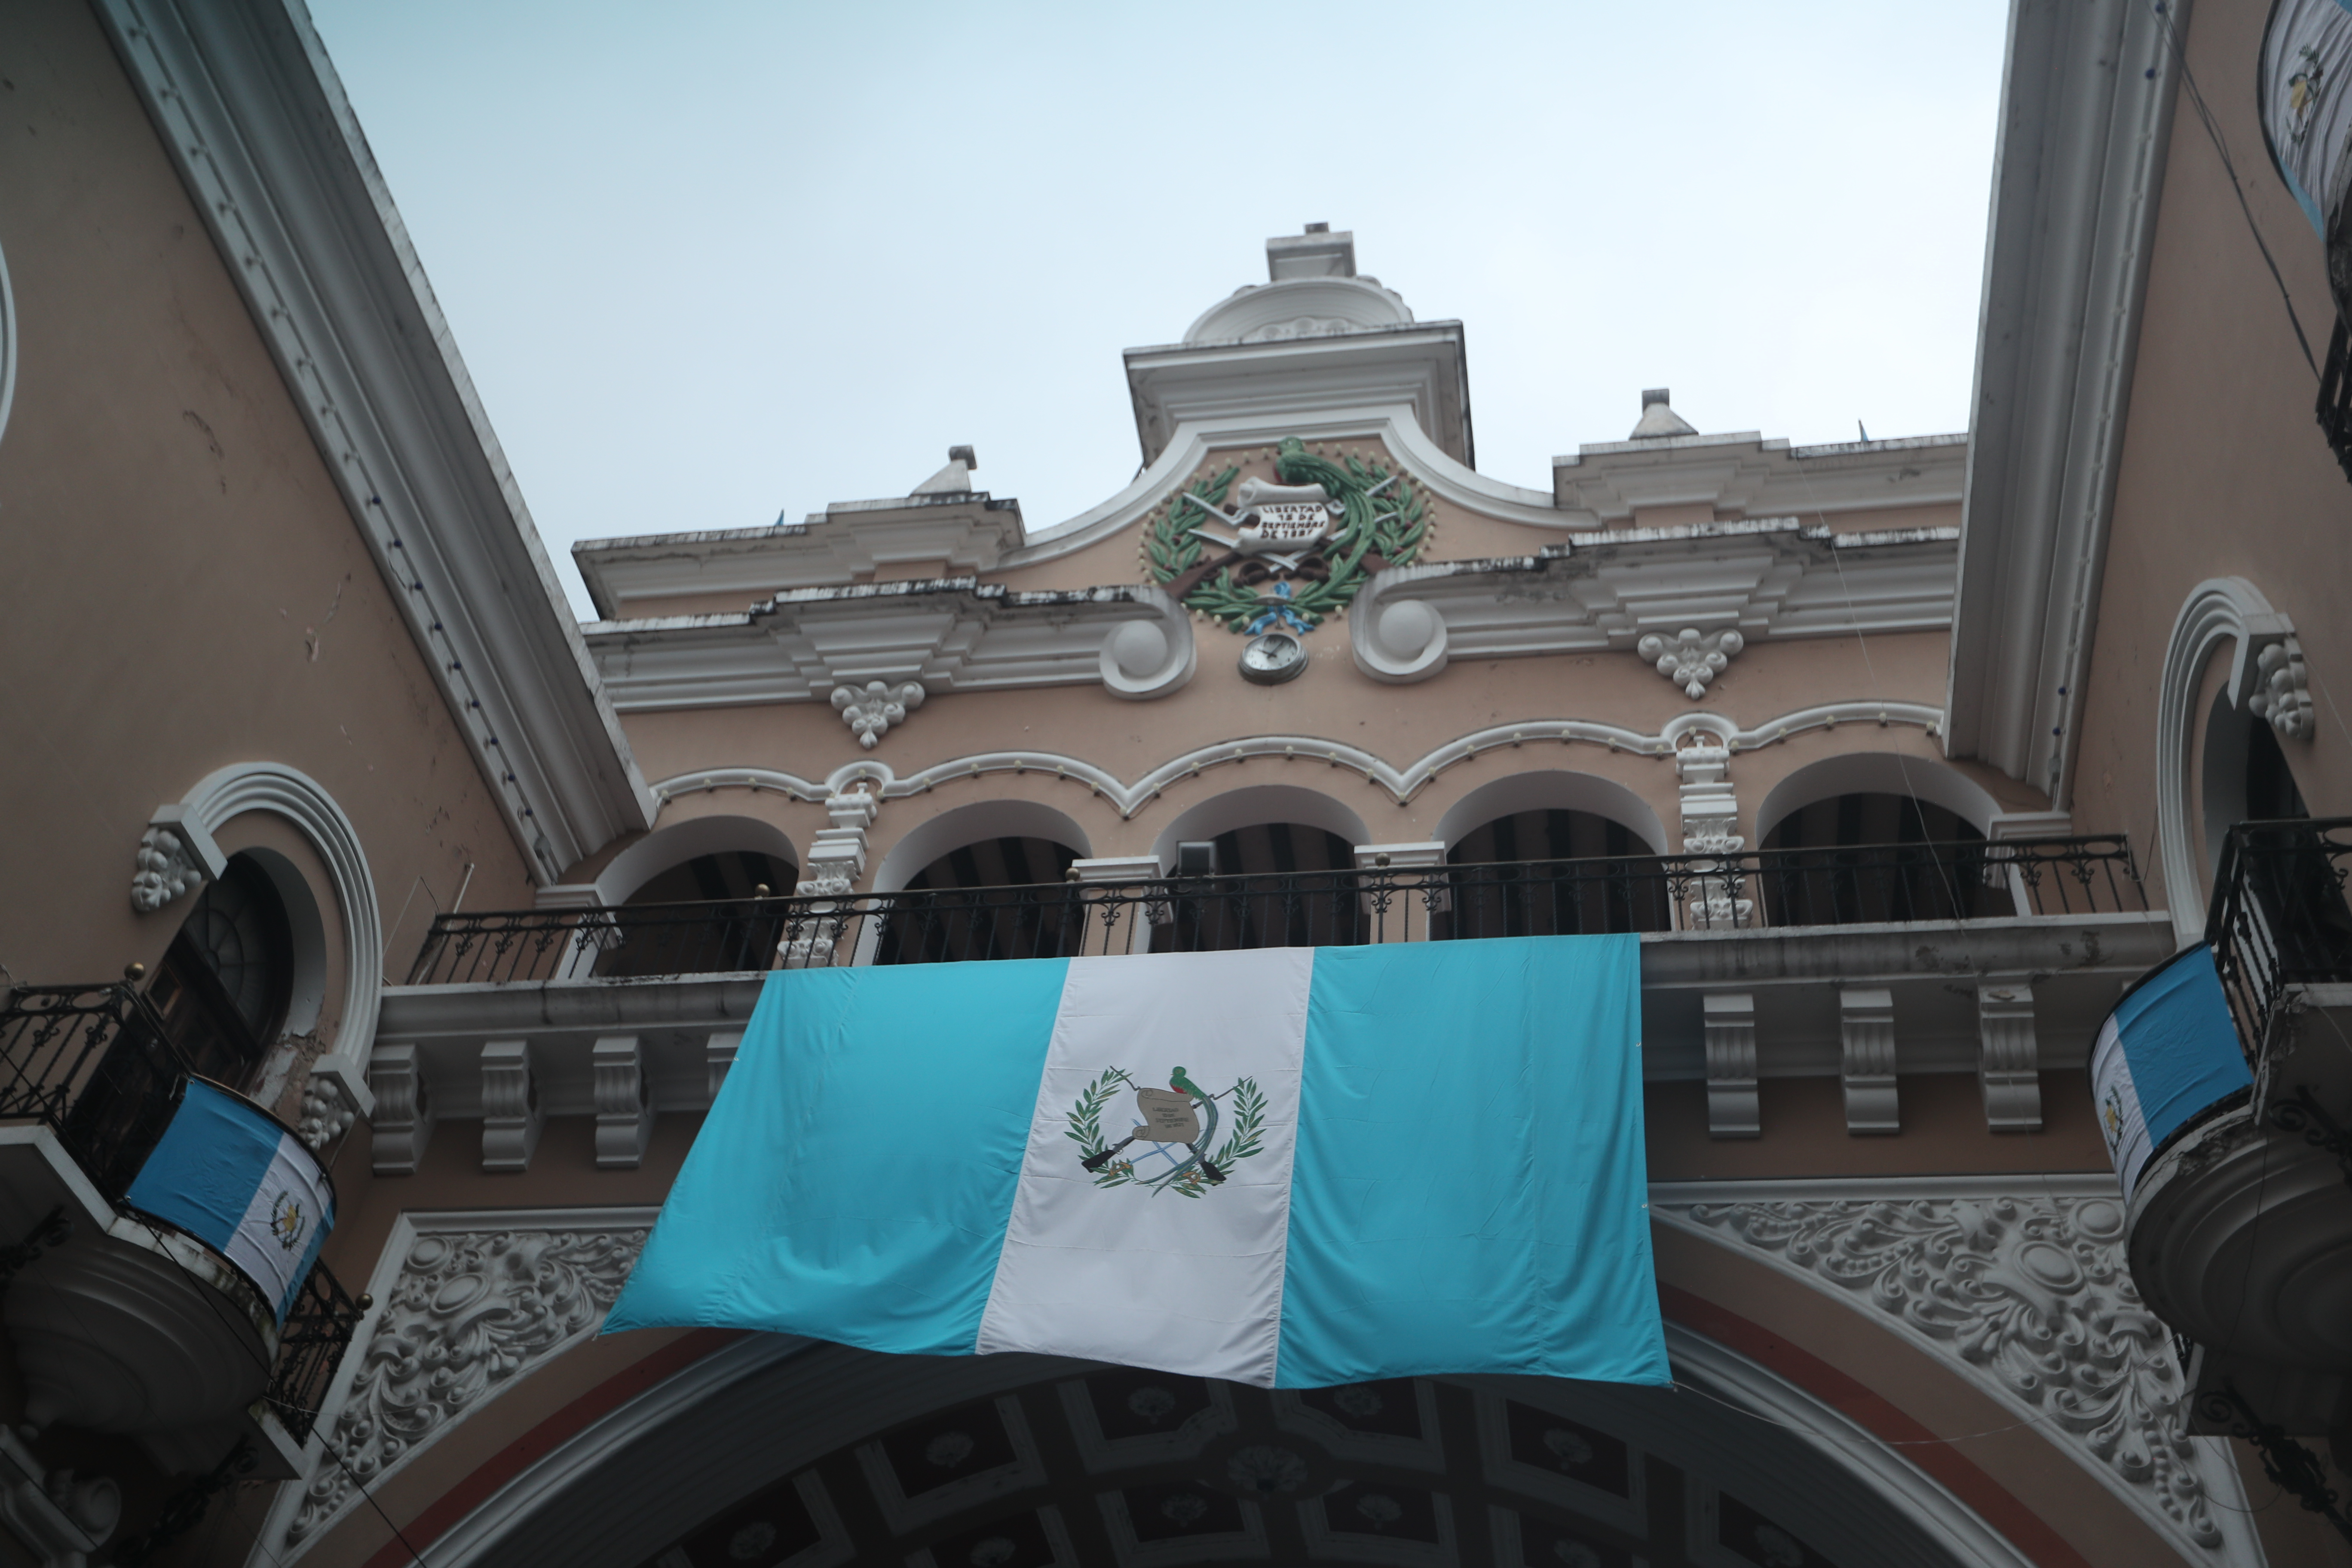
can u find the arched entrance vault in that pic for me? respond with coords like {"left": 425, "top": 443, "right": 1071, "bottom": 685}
{"left": 253, "top": 1183, "right": 2255, "bottom": 1568}
{"left": 310, "top": 1333, "right": 2034, "bottom": 1568}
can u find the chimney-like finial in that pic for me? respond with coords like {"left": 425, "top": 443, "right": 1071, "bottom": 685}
{"left": 948, "top": 444, "right": 977, "bottom": 470}
{"left": 1629, "top": 389, "right": 1698, "bottom": 440}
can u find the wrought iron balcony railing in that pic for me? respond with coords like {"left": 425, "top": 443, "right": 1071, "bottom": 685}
{"left": 267, "top": 1258, "right": 364, "bottom": 1444}
{"left": 0, "top": 980, "right": 363, "bottom": 1440}
{"left": 405, "top": 836, "right": 2146, "bottom": 984}
{"left": 2207, "top": 817, "right": 2352, "bottom": 1057}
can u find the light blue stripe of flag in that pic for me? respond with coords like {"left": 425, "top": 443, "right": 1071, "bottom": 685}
{"left": 2112, "top": 943, "right": 2251, "bottom": 1149}
{"left": 1277, "top": 935, "right": 1663, "bottom": 1386}
{"left": 607, "top": 959, "right": 1069, "bottom": 1352}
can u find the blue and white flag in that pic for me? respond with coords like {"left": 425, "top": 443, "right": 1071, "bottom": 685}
{"left": 607, "top": 937, "right": 1668, "bottom": 1389}
{"left": 2090, "top": 943, "right": 2254, "bottom": 1200}
{"left": 123, "top": 1079, "right": 335, "bottom": 1323}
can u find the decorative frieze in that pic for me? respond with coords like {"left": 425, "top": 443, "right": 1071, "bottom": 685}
{"left": 1655, "top": 1185, "right": 2239, "bottom": 1557}
{"left": 1838, "top": 989, "right": 1897, "bottom": 1134}
{"left": 280, "top": 1216, "right": 653, "bottom": 1552}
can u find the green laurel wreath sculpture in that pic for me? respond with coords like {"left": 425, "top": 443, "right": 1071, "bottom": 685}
{"left": 1141, "top": 436, "right": 1429, "bottom": 634}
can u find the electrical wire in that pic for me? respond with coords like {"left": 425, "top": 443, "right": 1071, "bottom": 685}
{"left": 2150, "top": 1, "right": 2321, "bottom": 378}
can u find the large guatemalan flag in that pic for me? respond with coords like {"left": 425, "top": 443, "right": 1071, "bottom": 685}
{"left": 607, "top": 936, "right": 1668, "bottom": 1389}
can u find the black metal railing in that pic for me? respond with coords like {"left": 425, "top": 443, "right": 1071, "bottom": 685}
{"left": 2207, "top": 818, "right": 2352, "bottom": 1057}
{"left": 0, "top": 981, "right": 193, "bottom": 1199}
{"left": 405, "top": 836, "right": 2145, "bottom": 983}
{"left": 0, "top": 980, "right": 364, "bottom": 1436}
{"left": 2318, "top": 318, "right": 2352, "bottom": 485}
{"left": 268, "top": 1259, "right": 364, "bottom": 1444}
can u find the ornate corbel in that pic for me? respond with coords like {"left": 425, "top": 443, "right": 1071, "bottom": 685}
{"left": 1638, "top": 627, "right": 1744, "bottom": 700}
{"left": 831, "top": 680, "right": 925, "bottom": 747}
{"left": 2249, "top": 637, "right": 2315, "bottom": 741}
{"left": 129, "top": 807, "right": 224, "bottom": 914}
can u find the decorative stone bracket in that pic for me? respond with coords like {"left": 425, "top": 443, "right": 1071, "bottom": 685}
{"left": 2249, "top": 636, "right": 2315, "bottom": 741}
{"left": 296, "top": 1063, "right": 362, "bottom": 1152}
{"left": 128, "top": 807, "right": 225, "bottom": 914}
{"left": 832, "top": 680, "right": 925, "bottom": 748}
{"left": 1639, "top": 628, "right": 1745, "bottom": 700}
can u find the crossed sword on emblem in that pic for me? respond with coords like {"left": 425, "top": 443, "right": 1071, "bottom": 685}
{"left": 1080, "top": 1067, "right": 1231, "bottom": 1189}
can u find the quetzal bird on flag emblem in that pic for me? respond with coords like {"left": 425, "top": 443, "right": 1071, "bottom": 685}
{"left": 1067, "top": 1066, "right": 1267, "bottom": 1198}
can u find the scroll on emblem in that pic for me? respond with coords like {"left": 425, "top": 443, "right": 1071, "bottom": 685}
{"left": 1130, "top": 1088, "right": 1200, "bottom": 1144}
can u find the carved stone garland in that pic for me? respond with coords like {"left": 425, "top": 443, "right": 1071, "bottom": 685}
{"left": 1659, "top": 1194, "right": 2230, "bottom": 1553}
{"left": 285, "top": 1224, "right": 648, "bottom": 1548}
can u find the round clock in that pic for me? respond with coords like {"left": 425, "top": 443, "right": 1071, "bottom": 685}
{"left": 1238, "top": 631, "right": 1307, "bottom": 685}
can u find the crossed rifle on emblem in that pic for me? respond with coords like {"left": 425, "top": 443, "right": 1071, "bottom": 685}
{"left": 1080, "top": 1066, "right": 1229, "bottom": 1188}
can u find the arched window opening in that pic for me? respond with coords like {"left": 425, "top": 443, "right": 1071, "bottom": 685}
{"left": 68, "top": 856, "right": 295, "bottom": 1194}
{"left": 1166, "top": 824, "right": 1363, "bottom": 952}
{"left": 622, "top": 850, "right": 793, "bottom": 907}
{"left": 150, "top": 854, "right": 293, "bottom": 1086}
{"left": 1445, "top": 809, "right": 1671, "bottom": 937}
{"left": 596, "top": 850, "right": 797, "bottom": 978}
{"left": 1758, "top": 793, "right": 2002, "bottom": 926}
{"left": 878, "top": 836, "right": 1083, "bottom": 965}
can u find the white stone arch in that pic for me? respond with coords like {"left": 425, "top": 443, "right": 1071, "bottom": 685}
{"left": 169, "top": 763, "right": 381, "bottom": 1096}
{"left": 1432, "top": 770, "right": 1671, "bottom": 855}
{"left": 324, "top": 1326, "right": 2042, "bottom": 1568}
{"left": 1147, "top": 783, "right": 1371, "bottom": 870}
{"left": 1752, "top": 753, "right": 2003, "bottom": 848}
{"left": 0, "top": 235, "right": 16, "bottom": 450}
{"left": 869, "top": 799, "right": 1093, "bottom": 896}
{"left": 2156, "top": 577, "right": 2302, "bottom": 946}
{"left": 594, "top": 814, "right": 800, "bottom": 906}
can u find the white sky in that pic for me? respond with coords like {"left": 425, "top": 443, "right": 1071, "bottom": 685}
{"left": 308, "top": 1, "right": 2009, "bottom": 620}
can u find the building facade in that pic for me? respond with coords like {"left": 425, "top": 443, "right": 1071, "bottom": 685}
{"left": 0, "top": 0, "right": 2345, "bottom": 1565}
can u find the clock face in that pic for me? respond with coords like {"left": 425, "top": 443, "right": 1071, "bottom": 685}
{"left": 1239, "top": 631, "right": 1306, "bottom": 684}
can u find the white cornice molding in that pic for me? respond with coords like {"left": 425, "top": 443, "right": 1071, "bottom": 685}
{"left": 93, "top": 0, "right": 655, "bottom": 881}
{"left": 645, "top": 699, "right": 1944, "bottom": 821}
{"left": 1123, "top": 322, "right": 1474, "bottom": 469}
{"left": 582, "top": 580, "right": 1195, "bottom": 713}
{"left": 1005, "top": 407, "right": 1566, "bottom": 574}
{"left": 1552, "top": 432, "right": 1968, "bottom": 522}
{"left": 573, "top": 492, "right": 1028, "bottom": 618}
{"left": 1348, "top": 522, "right": 1960, "bottom": 686}
{"left": 1944, "top": 0, "right": 2185, "bottom": 800}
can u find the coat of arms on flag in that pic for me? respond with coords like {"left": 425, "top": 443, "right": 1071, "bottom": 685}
{"left": 1070, "top": 1067, "right": 1267, "bottom": 1197}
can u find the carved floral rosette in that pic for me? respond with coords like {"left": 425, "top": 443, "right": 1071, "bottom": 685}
{"left": 1660, "top": 1193, "right": 2231, "bottom": 1553}
{"left": 285, "top": 1224, "right": 649, "bottom": 1549}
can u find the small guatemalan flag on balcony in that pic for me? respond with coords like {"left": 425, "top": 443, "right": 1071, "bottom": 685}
{"left": 124, "top": 1079, "right": 336, "bottom": 1324}
{"left": 606, "top": 936, "right": 1669, "bottom": 1389}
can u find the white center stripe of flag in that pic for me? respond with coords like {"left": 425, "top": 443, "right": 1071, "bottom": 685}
{"left": 976, "top": 947, "right": 1312, "bottom": 1386}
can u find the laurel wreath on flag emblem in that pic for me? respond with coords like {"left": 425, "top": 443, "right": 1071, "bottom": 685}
{"left": 269, "top": 1191, "right": 306, "bottom": 1252}
{"left": 1142, "top": 436, "right": 1430, "bottom": 635}
{"left": 1065, "top": 1066, "right": 1266, "bottom": 1199}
